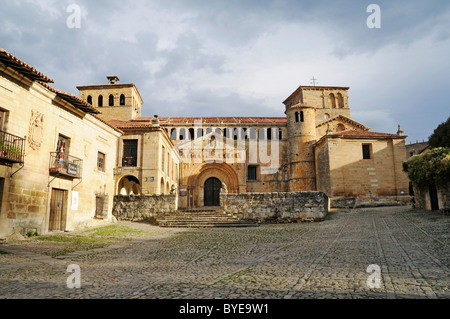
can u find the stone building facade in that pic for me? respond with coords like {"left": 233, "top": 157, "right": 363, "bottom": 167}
{"left": 78, "top": 78, "right": 410, "bottom": 210}
{"left": 0, "top": 49, "right": 121, "bottom": 238}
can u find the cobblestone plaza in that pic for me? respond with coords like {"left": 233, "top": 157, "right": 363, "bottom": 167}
{"left": 0, "top": 206, "right": 448, "bottom": 299}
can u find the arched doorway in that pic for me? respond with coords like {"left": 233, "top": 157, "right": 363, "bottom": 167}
{"left": 118, "top": 176, "right": 141, "bottom": 195}
{"left": 204, "top": 177, "right": 222, "bottom": 207}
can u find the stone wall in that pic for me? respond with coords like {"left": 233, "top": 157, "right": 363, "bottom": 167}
{"left": 112, "top": 194, "right": 177, "bottom": 221}
{"left": 220, "top": 192, "right": 328, "bottom": 223}
{"left": 330, "top": 196, "right": 411, "bottom": 209}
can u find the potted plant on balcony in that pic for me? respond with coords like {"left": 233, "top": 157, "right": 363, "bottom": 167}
{"left": 5, "top": 146, "right": 21, "bottom": 161}
{"left": 0, "top": 142, "right": 5, "bottom": 157}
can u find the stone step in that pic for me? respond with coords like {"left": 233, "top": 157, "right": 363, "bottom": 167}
{"left": 156, "top": 209, "right": 259, "bottom": 228}
{"left": 158, "top": 220, "right": 259, "bottom": 228}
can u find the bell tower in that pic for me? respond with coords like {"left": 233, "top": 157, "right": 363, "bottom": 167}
{"left": 77, "top": 76, "right": 143, "bottom": 122}
{"left": 285, "top": 103, "right": 317, "bottom": 192}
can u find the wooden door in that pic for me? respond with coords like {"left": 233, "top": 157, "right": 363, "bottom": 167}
{"left": 49, "top": 189, "right": 66, "bottom": 231}
{"left": 204, "top": 178, "right": 221, "bottom": 207}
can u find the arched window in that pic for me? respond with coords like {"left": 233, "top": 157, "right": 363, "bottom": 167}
{"left": 87, "top": 95, "right": 92, "bottom": 105}
{"left": 109, "top": 95, "right": 114, "bottom": 106}
{"left": 337, "top": 124, "right": 346, "bottom": 132}
{"left": 324, "top": 113, "right": 330, "bottom": 120}
{"left": 295, "top": 112, "right": 299, "bottom": 123}
{"left": 170, "top": 128, "right": 177, "bottom": 140}
{"left": 179, "top": 128, "right": 186, "bottom": 141}
{"left": 98, "top": 95, "right": 103, "bottom": 107}
{"left": 329, "top": 94, "right": 336, "bottom": 109}
{"left": 120, "top": 94, "right": 125, "bottom": 106}
{"left": 267, "top": 128, "right": 272, "bottom": 140}
{"left": 300, "top": 111, "right": 304, "bottom": 123}
{"left": 337, "top": 93, "right": 344, "bottom": 108}
{"left": 189, "top": 128, "right": 195, "bottom": 140}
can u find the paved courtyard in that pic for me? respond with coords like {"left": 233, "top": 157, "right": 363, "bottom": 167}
{"left": 0, "top": 206, "right": 448, "bottom": 299}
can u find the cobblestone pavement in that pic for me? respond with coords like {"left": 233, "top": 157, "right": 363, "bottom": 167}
{"left": 0, "top": 206, "right": 448, "bottom": 299}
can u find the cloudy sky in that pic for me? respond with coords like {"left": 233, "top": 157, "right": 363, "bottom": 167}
{"left": 1, "top": 0, "right": 449, "bottom": 144}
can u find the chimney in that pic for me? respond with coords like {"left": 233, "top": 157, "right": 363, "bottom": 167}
{"left": 107, "top": 75, "right": 120, "bottom": 85}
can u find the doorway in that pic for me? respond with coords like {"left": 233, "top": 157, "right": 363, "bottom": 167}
{"left": 429, "top": 184, "right": 439, "bottom": 211}
{"left": 49, "top": 189, "right": 67, "bottom": 231}
{"left": 204, "top": 177, "right": 222, "bottom": 207}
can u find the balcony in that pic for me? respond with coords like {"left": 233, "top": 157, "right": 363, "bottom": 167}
{"left": 49, "top": 152, "right": 83, "bottom": 179}
{"left": 122, "top": 156, "right": 137, "bottom": 167}
{"left": 0, "top": 130, "right": 25, "bottom": 166}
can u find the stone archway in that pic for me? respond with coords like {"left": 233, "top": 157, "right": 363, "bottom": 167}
{"left": 118, "top": 175, "right": 141, "bottom": 195}
{"left": 187, "top": 163, "right": 240, "bottom": 208}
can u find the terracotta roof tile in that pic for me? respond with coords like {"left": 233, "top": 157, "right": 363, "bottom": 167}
{"left": 0, "top": 48, "right": 54, "bottom": 83}
{"left": 327, "top": 130, "right": 406, "bottom": 139}
{"left": 39, "top": 82, "right": 100, "bottom": 114}
{"left": 143, "top": 117, "right": 287, "bottom": 125}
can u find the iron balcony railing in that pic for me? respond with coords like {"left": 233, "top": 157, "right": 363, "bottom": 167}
{"left": 49, "top": 152, "right": 83, "bottom": 179}
{"left": 0, "top": 130, "right": 25, "bottom": 165}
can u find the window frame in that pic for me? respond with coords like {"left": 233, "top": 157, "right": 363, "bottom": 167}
{"left": 97, "top": 151, "right": 106, "bottom": 172}
{"left": 362, "top": 144, "right": 372, "bottom": 160}
{"left": 248, "top": 166, "right": 258, "bottom": 181}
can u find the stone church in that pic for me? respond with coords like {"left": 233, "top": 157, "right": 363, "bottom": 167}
{"left": 78, "top": 77, "right": 410, "bottom": 210}
{"left": 0, "top": 49, "right": 411, "bottom": 238}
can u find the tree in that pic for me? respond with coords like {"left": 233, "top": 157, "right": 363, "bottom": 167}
{"left": 429, "top": 116, "right": 450, "bottom": 148}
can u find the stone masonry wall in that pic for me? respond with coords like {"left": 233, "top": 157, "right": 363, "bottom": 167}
{"left": 112, "top": 194, "right": 177, "bottom": 222}
{"left": 220, "top": 192, "right": 329, "bottom": 223}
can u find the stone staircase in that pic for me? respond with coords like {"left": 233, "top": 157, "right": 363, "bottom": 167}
{"left": 157, "top": 207, "right": 259, "bottom": 228}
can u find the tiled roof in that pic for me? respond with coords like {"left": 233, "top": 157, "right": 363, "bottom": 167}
{"left": 316, "top": 115, "right": 370, "bottom": 130}
{"left": 327, "top": 130, "right": 406, "bottom": 139}
{"left": 0, "top": 48, "right": 54, "bottom": 83}
{"left": 108, "top": 117, "right": 288, "bottom": 131}
{"left": 108, "top": 119, "right": 152, "bottom": 130}
{"left": 152, "top": 117, "right": 288, "bottom": 125}
{"left": 40, "top": 82, "right": 100, "bottom": 114}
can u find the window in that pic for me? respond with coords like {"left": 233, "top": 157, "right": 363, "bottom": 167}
{"left": 0, "top": 109, "right": 7, "bottom": 131}
{"left": 362, "top": 144, "right": 372, "bottom": 160}
{"left": 337, "top": 124, "right": 346, "bottom": 132}
{"left": 171, "top": 128, "right": 177, "bottom": 140}
{"left": 189, "top": 128, "right": 195, "bottom": 140}
{"left": 162, "top": 146, "right": 165, "bottom": 171}
{"left": 248, "top": 166, "right": 257, "bottom": 181}
{"left": 300, "top": 111, "right": 304, "bottom": 123}
{"left": 259, "top": 128, "right": 266, "bottom": 140}
{"left": 98, "top": 95, "right": 103, "bottom": 107}
{"left": 109, "top": 95, "right": 114, "bottom": 107}
{"left": 242, "top": 128, "right": 248, "bottom": 140}
{"left": 97, "top": 152, "right": 106, "bottom": 172}
{"left": 57, "top": 134, "right": 70, "bottom": 154}
{"left": 233, "top": 128, "right": 239, "bottom": 140}
{"left": 337, "top": 93, "right": 344, "bottom": 108}
{"left": 329, "top": 93, "right": 336, "bottom": 108}
{"left": 267, "top": 128, "right": 272, "bottom": 140}
{"left": 295, "top": 112, "right": 299, "bottom": 123}
{"left": 120, "top": 94, "right": 126, "bottom": 106}
{"left": 87, "top": 96, "right": 93, "bottom": 105}
{"left": 122, "top": 140, "right": 138, "bottom": 167}
{"left": 249, "top": 128, "right": 256, "bottom": 140}
{"left": 278, "top": 129, "right": 282, "bottom": 140}
{"left": 179, "top": 129, "right": 186, "bottom": 141}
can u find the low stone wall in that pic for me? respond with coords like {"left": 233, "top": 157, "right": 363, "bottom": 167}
{"left": 331, "top": 196, "right": 411, "bottom": 209}
{"left": 112, "top": 195, "right": 178, "bottom": 222}
{"left": 220, "top": 192, "right": 329, "bottom": 223}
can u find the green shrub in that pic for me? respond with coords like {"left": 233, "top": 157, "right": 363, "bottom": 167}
{"left": 403, "top": 147, "right": 450, "bottom": 188}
